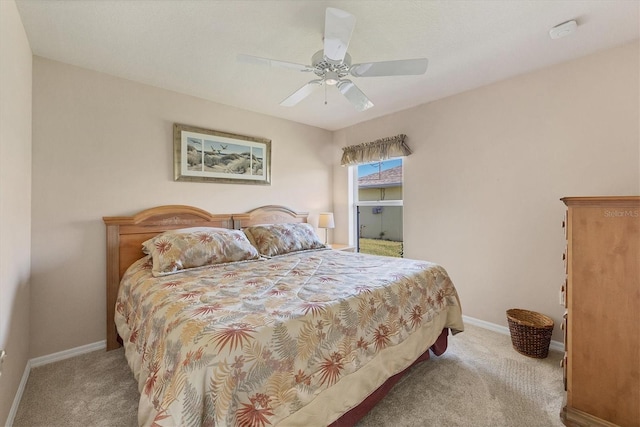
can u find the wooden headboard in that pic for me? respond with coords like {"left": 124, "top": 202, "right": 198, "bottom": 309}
{"left": 232, "top": 205, "right": 308, "bottom": 228}
{"left": 103, "top": 205, "right": 233, "bottom": 350}
{"left": 103, "top": 204, "right": 307, "bottom": 351}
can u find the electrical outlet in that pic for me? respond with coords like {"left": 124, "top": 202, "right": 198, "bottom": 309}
{"left": 0, "top": 350, "right": 6, "bottom": 377}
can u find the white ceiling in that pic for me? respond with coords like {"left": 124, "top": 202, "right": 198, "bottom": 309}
{"left": 15, "top": 0, "right": 640, "bottom": 131}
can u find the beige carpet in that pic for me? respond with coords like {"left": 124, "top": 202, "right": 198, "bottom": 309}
{"left": 13, "top": 324, "right": 565, "bottom": 427}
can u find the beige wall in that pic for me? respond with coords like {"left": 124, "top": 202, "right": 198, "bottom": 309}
{"left": 358, "top": 206, "right": 403, "bottom": 241}
{"left": 358, "top": 186, "right": 402, "bottom": 201}
{"left": 357, "top": 207, "right": 403, "bottom": 243}
{"left": 358, "top": 186, "right": 403, "bottom": 241}
{"left": 0, "top": 0, "right": 32, "bottom": 423}
{"left": 334, "top": 41, "right": 640, "bottom": 342}
{"left": 30, "top": 57, "right": 333, "bottom": 357}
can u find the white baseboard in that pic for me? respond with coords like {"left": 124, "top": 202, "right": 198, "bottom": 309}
{"left": 6, "top": 359, "right": 31, "bottom": 427}
{"left": 463, "top": 314, "right": 564, "bottom": 353}
{"left": 29, "top": 340, "right": 105, "bottom": 368}
{"left": 6, "top": 340, "right": 106, "bottom": 426}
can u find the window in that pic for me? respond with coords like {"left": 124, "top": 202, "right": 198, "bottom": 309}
{"left": 352, "top": 158, "right": 403, "bottom": 257}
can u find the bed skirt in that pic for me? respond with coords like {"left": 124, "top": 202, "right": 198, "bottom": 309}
{"left": 329, "top": 328, "right": 450, "bottom": 427}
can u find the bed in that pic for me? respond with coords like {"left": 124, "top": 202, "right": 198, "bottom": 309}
{"left": 103, "top": 205, "right": 464, "bottom": 427}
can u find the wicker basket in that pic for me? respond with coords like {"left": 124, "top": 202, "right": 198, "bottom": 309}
{"left": 506, "top": 309, "right": 554, "bottom": 359}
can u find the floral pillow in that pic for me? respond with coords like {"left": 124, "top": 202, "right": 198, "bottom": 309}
{"left": 243, "top": 223, "right": 326, "bottom": 257}
{"left": 142, "top": 227, "right": 260, "bottom": 276}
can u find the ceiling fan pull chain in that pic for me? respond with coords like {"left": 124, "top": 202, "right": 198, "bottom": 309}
{"left": 324, "top": 83, "right": 328, "bottom": 105}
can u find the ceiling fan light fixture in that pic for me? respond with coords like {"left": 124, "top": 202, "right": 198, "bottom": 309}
{"left": 325, "top": 71, "right": 340, "bottom": 85}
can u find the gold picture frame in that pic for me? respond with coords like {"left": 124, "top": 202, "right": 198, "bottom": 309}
{"left": 174, "top": 123, "right": 271, "bottom": 185}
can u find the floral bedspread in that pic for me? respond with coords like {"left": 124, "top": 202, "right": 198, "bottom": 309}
{"left": 115, "top": 249, "right": 463, "bottom": 427}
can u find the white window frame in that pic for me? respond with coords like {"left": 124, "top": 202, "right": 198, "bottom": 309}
{"left": 349, "top": 159, "right": 404, "bottom": 251}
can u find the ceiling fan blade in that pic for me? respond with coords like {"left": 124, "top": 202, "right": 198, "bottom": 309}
{"left": 323, "top": 8, "right": 356, "bottom": 63}
{"left": 350, "top": 58, "right": 428, "bottom": 77}
{"left": 237, "top": 54, "right": 312, "bottom": 72}
{"left": 280, "top": 80, "right": 323, "bottom": 107}
{"left": 336, "top": 80, "right": 374, "bottom": 111}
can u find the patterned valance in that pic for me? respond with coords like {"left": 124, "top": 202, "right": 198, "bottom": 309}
{"left": 340, "top": 134, "right": 412, "bottom": 166}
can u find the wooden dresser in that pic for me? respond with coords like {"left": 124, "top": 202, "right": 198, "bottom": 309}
{"left": 560, "top": 196, "right": 640, "bottom": 427}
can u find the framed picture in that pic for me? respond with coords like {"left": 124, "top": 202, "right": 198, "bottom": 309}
{"left": 174, "top": 123, "right": 271, "bottom": 185}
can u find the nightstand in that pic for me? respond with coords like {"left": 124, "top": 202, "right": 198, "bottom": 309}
{"left": 329, "top": 244, "right": 356, "bottom": 252}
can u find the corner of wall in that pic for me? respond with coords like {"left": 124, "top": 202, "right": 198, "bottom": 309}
{"left": 0, "top": 0, "right": 33, "bottom": 424}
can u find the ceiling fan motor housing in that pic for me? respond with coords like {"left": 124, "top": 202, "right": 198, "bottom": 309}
{"left": 312, "top": 50, "right": 351, "bottom": 84}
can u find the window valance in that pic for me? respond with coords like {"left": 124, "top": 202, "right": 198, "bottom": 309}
{"left": 340, "top": 134, "right": 412, "bottom": 166}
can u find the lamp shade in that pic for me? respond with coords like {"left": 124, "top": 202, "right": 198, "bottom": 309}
{"left": 318, "top": 212, "right": 335, "bottom": 229}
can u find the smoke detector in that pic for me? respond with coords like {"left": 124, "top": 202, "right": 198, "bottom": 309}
{"left": 550, "top": 20, "right": 577, "bottom": 39}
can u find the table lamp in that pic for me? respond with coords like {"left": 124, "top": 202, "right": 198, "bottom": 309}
{"left": 318, "top": 212, "right": 335, "bottom": 246}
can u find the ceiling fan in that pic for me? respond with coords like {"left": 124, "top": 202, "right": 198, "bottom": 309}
{"left": 237, "top": 7, "right": 428, "bottom": 112}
